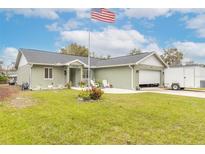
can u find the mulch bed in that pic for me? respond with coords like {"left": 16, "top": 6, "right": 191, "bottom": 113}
{"left": 0, "top": 85, "right": 20, "bottom": 101}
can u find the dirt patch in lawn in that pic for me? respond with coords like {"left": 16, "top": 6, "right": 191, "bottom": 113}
{"left": 0, "top": 84, "right": 37, "bottom": 108}
{"left": 9, "top": 96, "right": 37, "bottom": 108}
{"left": 0, "top": 84, "right": 20, "bottom": 101}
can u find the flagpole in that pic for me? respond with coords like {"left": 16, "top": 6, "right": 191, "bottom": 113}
{"left": 88, "top": 8, "right": 115, "bottom": 88}
{"left": 88, "top": 30, "right": 91, "bottom": 88}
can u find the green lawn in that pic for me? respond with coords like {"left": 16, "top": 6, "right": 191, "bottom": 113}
{"left": 0, "top": 89, "right": 205, "bottom": 144}
{"left": 186, "top": 88, "right": 205, "bottom": 91}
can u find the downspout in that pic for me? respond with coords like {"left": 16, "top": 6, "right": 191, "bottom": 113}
{"left": 129, "top": 65, "right": 134, "bottom": 90}
{"left": 29, "top": 64, "right": 33, "bottom": 90}
{"left": 194, "top": 67, "right": 196, "bottom": 88}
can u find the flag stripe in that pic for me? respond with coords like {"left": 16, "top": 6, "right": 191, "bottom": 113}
{"left": 91, "top": 15, "right": 115, "bottom": 22}
{"left": 91, "top": 15, "right": 115, "bottom": 20}
{"left": 91, "top": 18, "right": 115, "bottom": 23}
{"left": 91, "top": 12, "right": 115, "bottom": 17}
{"left": 101, "top": 10, "right": 115, "bottom": 16}
{"left": 91, "top": 13, "right": 115, "bottom": 19}
{"left": 91, "top": 16, "right": 115, "bottom": 22}
{"left": 91, "top": 8, "right": 115, "bottom": 23}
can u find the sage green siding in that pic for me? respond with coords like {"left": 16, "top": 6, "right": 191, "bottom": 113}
{"left": 31, "top": 65, "right": 65, "bottom": 90}
{"left": 94, "top": 66, "right": 132, "bottom": 89}
{"left": 17, "top": 64, "right": 31, "bottom": 86}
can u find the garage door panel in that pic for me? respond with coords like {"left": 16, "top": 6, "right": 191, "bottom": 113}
{"left": 139, "top": 70, "right": 160, "bottom": 84}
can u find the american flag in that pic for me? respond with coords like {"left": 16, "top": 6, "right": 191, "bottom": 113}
{"left": 91, "top": 8, "right": 115, "bottom": 23}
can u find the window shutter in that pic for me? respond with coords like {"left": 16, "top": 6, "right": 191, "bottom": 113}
{"left": 49, "top": 68, "right": 52, "bottom": 79}
{"left": 45, "top": 68, "right": 48, "bottom": 78}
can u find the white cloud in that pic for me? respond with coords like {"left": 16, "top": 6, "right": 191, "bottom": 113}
{"left": 186, "top": 14, "right": 205, "bottom": 37}
{"left": 172, "top": 8, "right": 205, "bottom": 14}
{"left": 0, "top": 47, "right": 18, "bottom": 67}
{"left": 123, "top": 8, "right": 171, "bottom": 20}
{"left": 46, "top": 19, "right": 83, "bottom": 32}
{"left": 123, "top": 8, "right": 205, "bottom": 20}
{"left": 173, "top": 41, "right": 205, "bottom": 57}
{"left": 63, "top": 19, "right": 82, "bottom": 30}
{"left": 121, "top": 23, "right": 133, "bottom": 30}
{"left": 60, "top": 27, "right": 161, "bottom": 56}
{"left": 143, "top": 42, "right": 163, "bottom": 54}
{"left": 3, "top": 8, "right": 90, "bottom": 20}
{"left": 5, "top": 9, "right": 60, "bottom": 20}
{"left": 74, "top": 9, "right": 90, "bottom": 18}
{"left": 46, "top": 22, "right": 62, "bottom": 31}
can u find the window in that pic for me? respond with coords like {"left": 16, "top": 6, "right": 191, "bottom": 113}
{"left": 83, "top": 69, "right": 88, "bottom": 79}
{"left": 64, "top": 70, "right": 67, "bottom": 76}
{"left": 45, "top": 68, "right": 53, "bottom": 79}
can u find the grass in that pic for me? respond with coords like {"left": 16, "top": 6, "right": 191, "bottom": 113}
{"left": 186, "top": 88, "right": 205, "bottom": 91}
{"left": 0, "top": 89, "right": 205, "bottom": 144}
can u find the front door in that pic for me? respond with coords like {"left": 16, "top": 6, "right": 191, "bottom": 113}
{"left": 70, "top": 68, "right": 81, "bottom": 87}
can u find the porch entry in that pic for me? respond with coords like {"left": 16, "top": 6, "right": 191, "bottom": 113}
{"left": 69, "top": 68, "right": 81, "bottom": 87}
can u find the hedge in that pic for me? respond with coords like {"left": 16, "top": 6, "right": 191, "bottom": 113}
{"left": 0, "top": 75, "right": 7, "bottom": 84}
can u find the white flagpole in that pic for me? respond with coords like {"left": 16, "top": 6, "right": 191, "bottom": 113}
{"left": 87, "top": 30, "right": 91, "bottom": 87}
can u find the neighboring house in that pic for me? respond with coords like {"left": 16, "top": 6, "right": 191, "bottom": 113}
{"left": 15, "top": 48, "right": 167, "bottom": 90}
{"left": 165, "top": 64, "right": 205, "bottom": 89}
{"left": 7, "top": 70, "right": 17, "bottom": 80}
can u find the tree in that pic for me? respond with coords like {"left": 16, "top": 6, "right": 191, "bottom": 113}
{"left": 129, "top": 48, "right": 142, "bottom": 55}
{"left": 106, "top": 55, "right": 111, "bottom": 59}
{"left": 0, "top": 61, "right": 3, "bottom": 71}
{"left": 60, "top": 43, "right": 89, "bottom": 57}
{"left": 161, "top": 48, "right": 183, "bottom": 66}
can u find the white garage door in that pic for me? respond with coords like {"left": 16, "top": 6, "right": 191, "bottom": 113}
{"left": 139, "top": 70, "right": 160, "bottom": 84}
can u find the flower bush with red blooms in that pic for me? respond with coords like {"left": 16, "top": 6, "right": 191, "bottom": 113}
{"left": 78, "top": 87, "right": 104, "bottom": 101}
{"left": 89, "top": 87, "right": 104, "bottom": 100}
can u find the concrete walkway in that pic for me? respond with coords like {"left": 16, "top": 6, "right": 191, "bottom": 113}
{"left": 71, "top": 87, "right": 142, "bottom": 94}
{"left": 102, "top": 88, "right": 143, "bottom": 94}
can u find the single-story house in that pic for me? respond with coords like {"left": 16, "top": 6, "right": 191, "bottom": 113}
{"left": 15, "top": 48, "right": 167, "bottom": 90}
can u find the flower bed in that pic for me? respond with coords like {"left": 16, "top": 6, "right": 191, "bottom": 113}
{"left": 78, "top": 87, "right": 104, "bottom": 102}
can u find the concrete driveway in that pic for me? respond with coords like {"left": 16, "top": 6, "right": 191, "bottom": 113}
{"left": 72, "top": 87, "right": 205, "bottom": 98}
{"left": 141, "top": 87, "right": 205, "bottom": 98}
{"left": 104, "top": 87, "right": 205, "bottom": 98}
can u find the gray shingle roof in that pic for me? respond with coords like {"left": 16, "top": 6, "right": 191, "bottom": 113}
{"left": 95, "top": 52, "right": 151, "bottom": 67}
{"left": 18, "top": 48, "right": 153, "bottom": 68}
{"left": 170, "top": 63, "right": 205, "bottom": 67}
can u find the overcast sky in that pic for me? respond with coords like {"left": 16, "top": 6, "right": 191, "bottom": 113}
{"left": 1, "top": 8, "right": 205, "bottom": 66}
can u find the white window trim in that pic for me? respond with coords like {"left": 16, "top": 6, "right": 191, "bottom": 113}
{"left": 44, "top": 67, "right": 53, "bottom": 80}
{"left": 83, "top": 68, "right": 88, "bottom": 79}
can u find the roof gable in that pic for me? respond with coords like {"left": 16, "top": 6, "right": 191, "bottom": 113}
{"left": 138, "top": 53, "right": 166, "bottom": 67}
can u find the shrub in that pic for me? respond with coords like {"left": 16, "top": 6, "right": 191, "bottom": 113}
{"left": 78, "top": 90, "right": 91, "bottom": 101}
{"left": 78, "top": 87, "right": 104, "bottom": 101}
{"left": 79, "top": 80, "right": 86, "bottom": 88}
{"left": 0, "top": 75, "right": 7, "bottom": 84}
{"left": 65, "top": 82, "right": 71, "bottom": 89}
{"left": 0, "top": 75, "right": 7, "bottom": 81}
{"left": 96, "top": 80, "right": 103, "bottom": 88}
{"left": 89, "top": 87, "right": 104, "bottom": 100}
